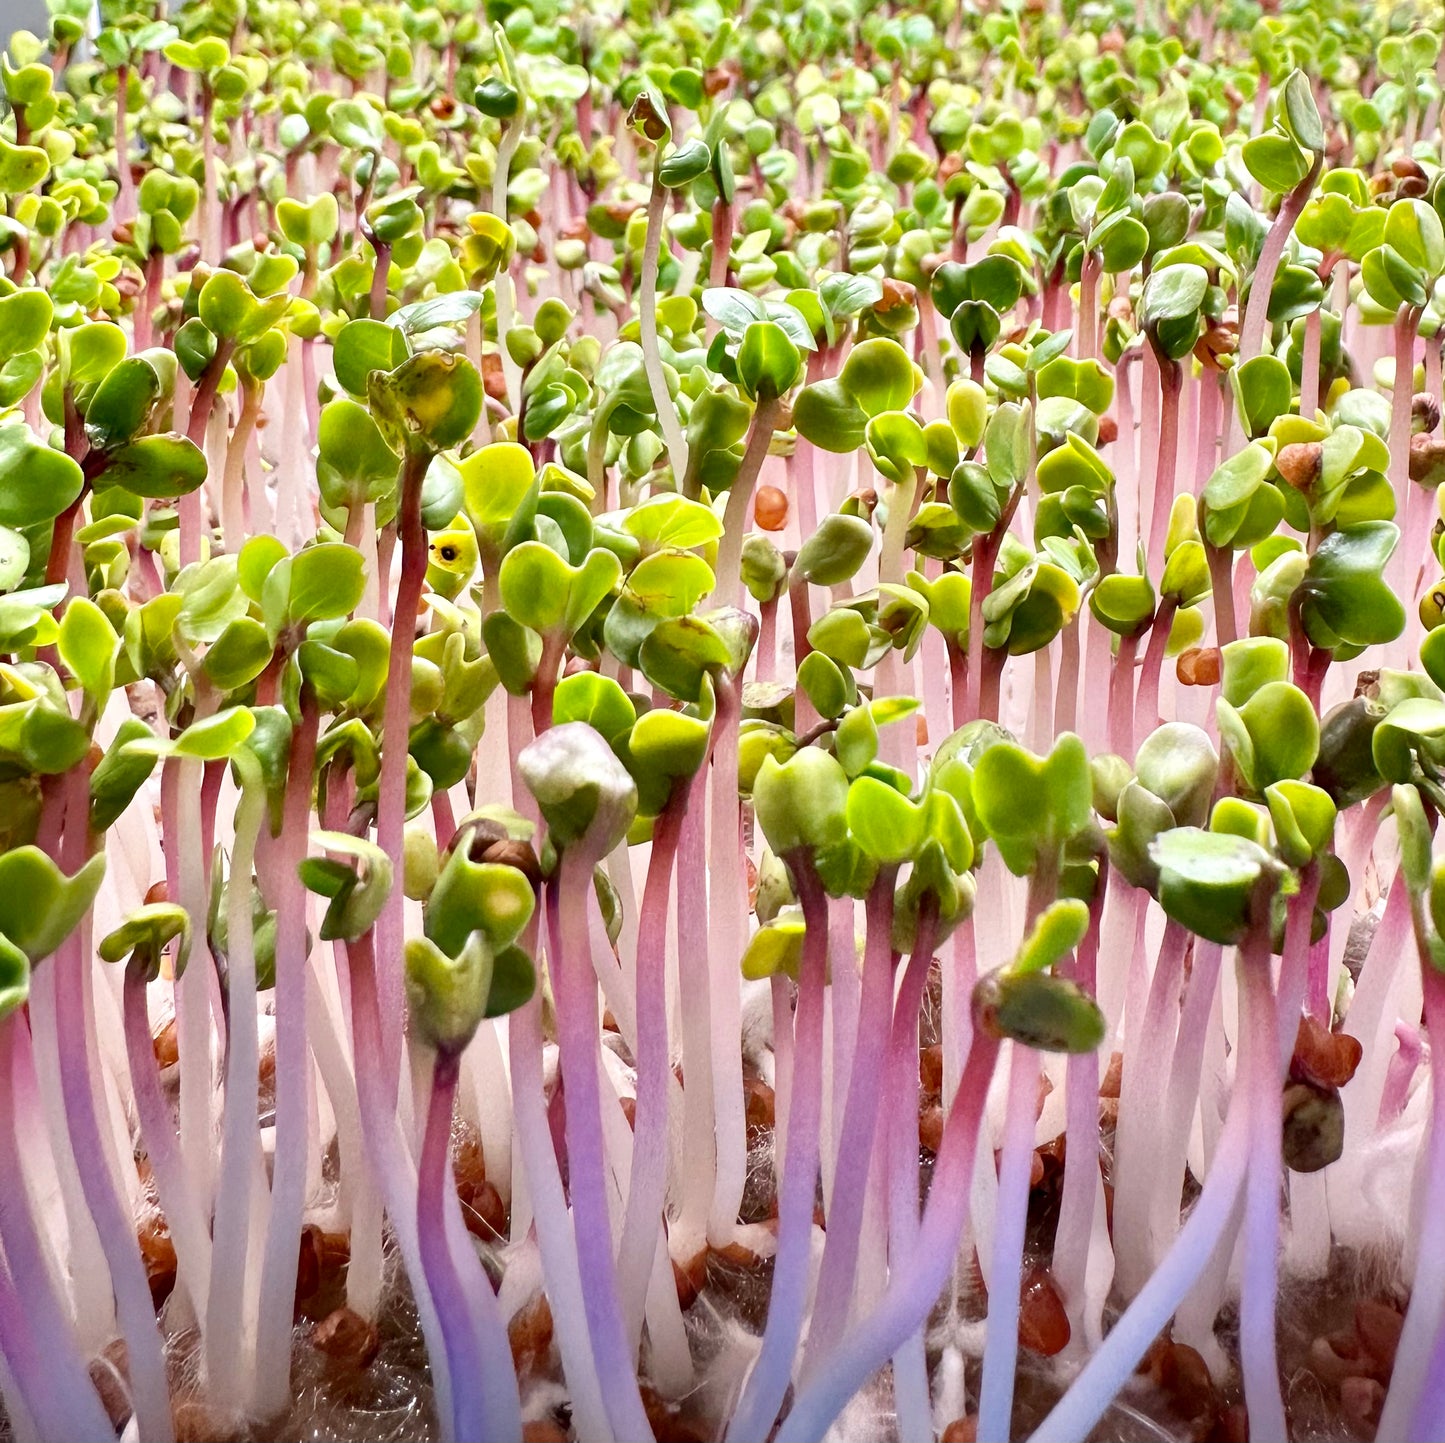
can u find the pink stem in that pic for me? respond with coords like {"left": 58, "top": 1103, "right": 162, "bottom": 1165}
{"left": 614, "top": 801, "right": 685, "bottom": 1351}
{"left": 804, "top": 869, "right": 899, "bottom": 1369}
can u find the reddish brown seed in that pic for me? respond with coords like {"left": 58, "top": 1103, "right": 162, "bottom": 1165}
{"left": 1275, "top": 441, "right": 1323, "bottom": 490}
{"left": 1310, "top": 1330, "right": 1365, "bottom": 1383}
{"left": 312, "top": 1306, "right": 381, "bottom": 1370}
{"left": 462, "top": 1179, "right": 508, "bottom": 1241}
{"left": 672, "top": 1260, "right": 694, "bottom": 1313}
{"left": 481, "top": 351, "right": 507, "bottom": 401}
{"left": 454, "top": 1132, "right": 488, "bottom": 1192}
{"left": 320, "top": 1230, "right": 351, "bottom": 1278}
{"left": 754, "top": 485, "right": 788, "bottom": 531}
{"left": 1356, "top": 1300, "right": 1405, "bottom": 1373}
{"left": 1292, "top": 1015, "right": 1364, "bottom": 1089}
{"left": 673, "top": 1248, "right": 708, "bottom": 1311}
{"left": 1099, "top": 1051, "right": 1124, "bottom": 1098}
{"left": 1410, "top": 434, "right": 1445, "bottom": 488}
{"left": 920, "top": 1044, "right": 944, "bottom": 1099}
{"left": 1096, "top": 414, "right": 1119, "bottom": 446}
{"left": 619, "top": 1095, "right": 637, "bottom": 1130}
{"left": 144, "top": 879, "right": 170, "bottom": 905}
{"left": 90, "top": 1341, "right": 133, "bottom": 1430}
{"left": 1282, "top": 1081, "right": 1345, "bottom": 1174}
{"left": 1177, "top": 646, "right": 1223, "bottom": 687}
{"left": 919, "top": 1103, "right": 945, "bottom": 1153}
{"left": 1018, "top": 1267, "right": 1071, "bottom": 1356}
{"left": 745, "top": 1075, "right": 776, "bottom": 1130}
{"left": 296, "top": 1224, "right": 324, "bottom": 1305}
{"left": 1035, "top": 1135, "right": 1067, "bottom": 1192}
{"left": 152, "top": 1017, "right": 180, "bottom": 1070}
{"left": 1194, "top": 318, "right": 1239, "bottom": 369}
{"left": 1147, "top": 1340, "right": 1216, "bottom": 1418}
{"left": 522, "top": 1421, "right": 569, "bottom": 1443}
{"left": 941, "top": 1419, "right": 978, "bottom": 1443}
{"left": 916, "top": 712, "right": 929, "bottom": 747}
{"left": 1030, "top": 1150, "right": 1046, "bottom": 1188}
{"left": 509, "top": 1295, "right": 555, "bottom": 1375}
{"left": 137, "top": 1214, "right": 178, "bottom": 1311}
{"left": 1340, "top": 1375, "right": 1386, "bottom": 1435}
{"left": 847, "top": 486, "right": 879, "bottom": 520}
{"left": 877, "top": 277, "right": 917, "bottom": 313}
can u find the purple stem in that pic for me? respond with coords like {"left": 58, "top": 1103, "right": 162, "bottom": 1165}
{"left": 548, "top": 851, "right": 655, "bottom": 1443}
{"left": 1386, "top": 964, "right": 1445, "bottom": 1439}
{"left": 1237, "top": 926, "right": 1288, "bottom": 1442}
{"left": 344, "top": 930, "right": 463, "bottom": 1439}
{"left": 977, "top": 1040, "right": 1040, "bottom": 1442}
{"left": 0, "top": 1017, "right": 116, "bottom": 1442}
{"left": 1144, "top": 938, "right": 1225, "bottom": 1265}
{"left": 1112, "top": 918, "right": 1190, "bottom": 1295}
{"left": 1134, "top": 597, "right": 1178, "bottom": 739}
{"left": 374, "top": 450, "right": 432, "bottom": 1091}
{"left": 803, "top": 868, "right": 899, "bottom": 1372}
{"left": 1107, "top": 632, "right": 1138, "bottom": 755}
{"left": 1052, "top": 867, "right": 1108, "bottom": 1333}
{"left": 1274, "top": 867, "right": 1323, "bottom": 1065}
{"left": 416, "top": 1049, "right": 513, "bottom": 1443}
{"left": 881, "top": 904, "right": 940, "bottom": 1411}
{"left": 978, "top": 865, "right": 1059, "bottom": 1440}
{"left": 1231, "top": 160, "right": 1323, "bottom": 397}
{"left": 122, "top": 963, "right": 211, "bottom": 1321}
{"left": 1206, "top": 542, "right": 1238, "bottom": 647}
{"left": 727, "top": 856, "right": 830, "bottom": 1443}
{"left": 253, "top": 695, "right": 321, "bottom": 1418}
{"left": 1300, "top": 300, "right": 1323, "bottom": 420}
{"left": 1145, "top": 355, "right": 1182, "bottom": 583}
{"left": 1389, "top": 308, "right": 1423, "bottom": 619}
{"left": 615, "top": 799, "right": 686, "bottom": 1353}
{"left": 55, "top": 927, "right": 176, "bottom": 1443}
{"left": 1028, "top": 1030, "right": 1253, "bottom": 1443}
{"left": 1378, "top": 1023, "right": 1423, "bottom": 1127}
{"left": 773, "top": 1032, "right": 1001, "bottom": 1443}
{"left": 716, "top": 396, "right": 783, "bottom": 607}
{"left": 1054, "top": 611, "right": 1082, "bottom": 738}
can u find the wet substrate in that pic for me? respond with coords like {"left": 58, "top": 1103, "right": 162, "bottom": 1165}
{"left": 24, "top": 994, "right": 1408, "bottom": 1443}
